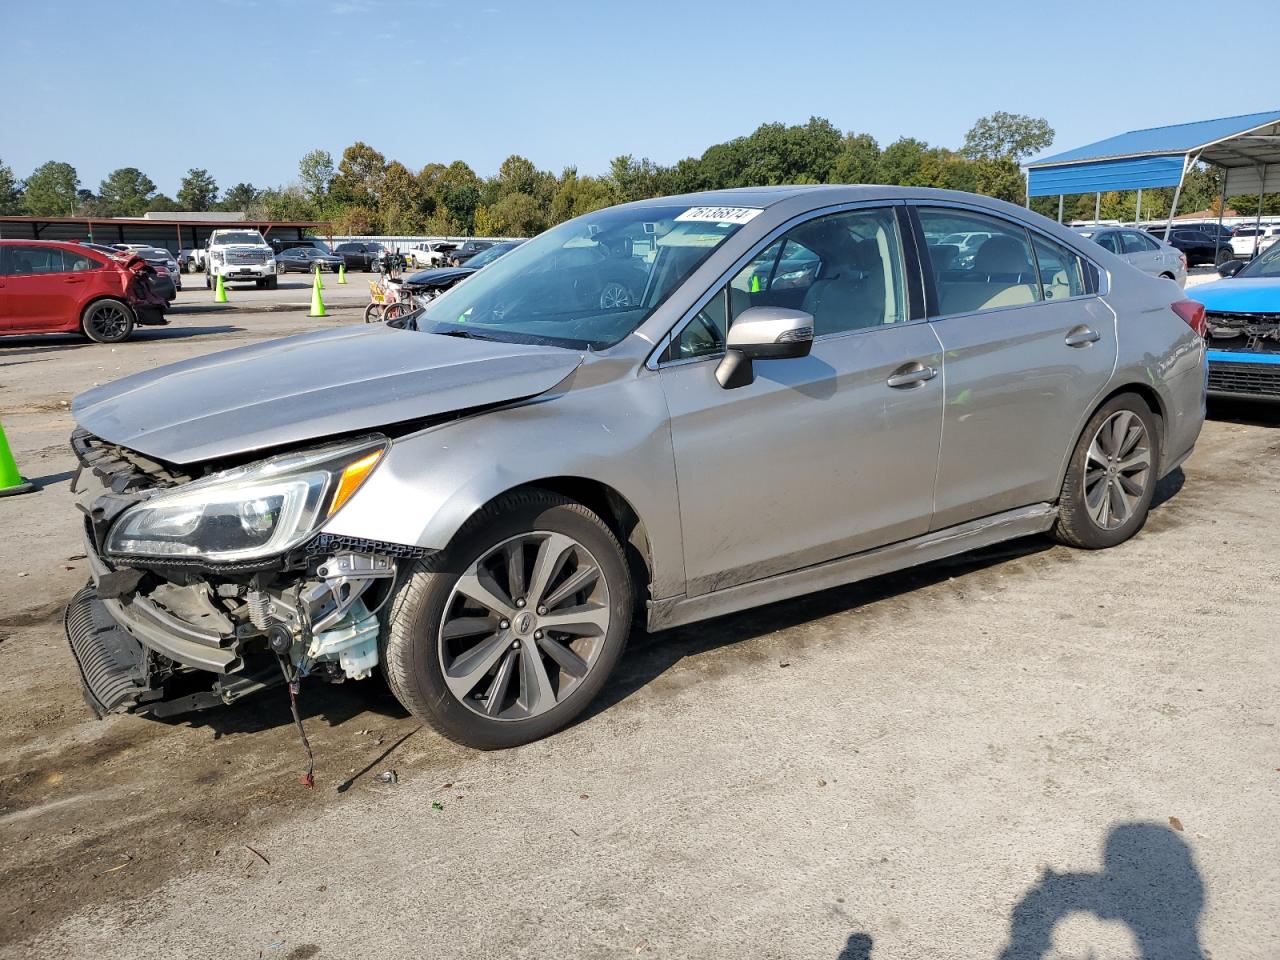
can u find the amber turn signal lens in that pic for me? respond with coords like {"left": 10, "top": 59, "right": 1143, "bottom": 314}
{"left": 329, "top": 450, "right": 383, "bottom": 516}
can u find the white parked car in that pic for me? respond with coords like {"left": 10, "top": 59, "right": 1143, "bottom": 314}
{"left": 408, "top": 241, "right": 459, "bottom": 268}
{"left": 1073, "top": 227, "right": 1187, "bottom": 288}
{"left": 1228, "top": 224, "right": 1280, "bottom": 259}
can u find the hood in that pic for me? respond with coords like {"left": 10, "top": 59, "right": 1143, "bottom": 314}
{"left": 72, "top": 324, "right": 583, "bottom": 464}
{"left": 404, "top": 266, "right": 476, "bottom": 288}
{"left": 1188, "top": 277, "right": 1280, "bottom": 312}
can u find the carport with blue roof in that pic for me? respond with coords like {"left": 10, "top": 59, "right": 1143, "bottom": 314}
{"left": 1027, "top": 110, "right": 1280, "bottom": 401}
{"left": 1025, "top": 110, "right": 1280, "bottom": 251}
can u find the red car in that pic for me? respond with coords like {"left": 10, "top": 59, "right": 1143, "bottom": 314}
{"left": 0, "top": 240, "right": 169, "bottom": 343}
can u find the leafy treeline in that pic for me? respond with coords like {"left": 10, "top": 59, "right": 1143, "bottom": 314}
{"left": 2, "top": 111, "right": 1272, "bottom": 233}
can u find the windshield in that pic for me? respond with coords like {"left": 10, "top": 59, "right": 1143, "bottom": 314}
{"left": 215, "top": 232, "right": 266, "bottom": 245}
{"left": 464, "top": 241, "right": 520, "bottom": 270}
{"left": 1235, "top": 241, "right": 1280, "bottom": 279}
{"left": 413, "top": 204, "right": 750, "bottom": 349}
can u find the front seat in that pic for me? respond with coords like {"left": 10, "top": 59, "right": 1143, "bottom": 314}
{"left": 800, "top": 234, "right": 884, "bottom": 335}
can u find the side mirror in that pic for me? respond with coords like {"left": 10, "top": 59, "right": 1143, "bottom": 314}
{"left": 1217, "top": 258, "right": 1245, "bottom": 278}
{"left": 715, "top": 306, "right": 814, "bottom": 389}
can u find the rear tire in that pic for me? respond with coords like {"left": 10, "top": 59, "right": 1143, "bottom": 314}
{"left": 1052, "top": 393, "right": 1160, "bottom": 549}
{"left": 381, "top": 490, "right": 633, "bottom": 749}
{"left": 81, "top": 299, "right": 135, "bottom": 344}
{"left": 363, "top": 302, "right": 385, "bottom": 323}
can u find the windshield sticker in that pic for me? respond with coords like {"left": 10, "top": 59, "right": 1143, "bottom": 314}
{"left": 675, "top": 206, "right": 763, "bottom": 225}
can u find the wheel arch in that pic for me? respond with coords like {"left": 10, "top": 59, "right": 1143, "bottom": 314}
{"left": 1055, "top": 380, "right": 1168, "bottom": 492}
{"left": 80, "top": 294, "right": 136, "bottom": 324}
{"left": 470, "top": 476, "right": 655, "bottom": 614}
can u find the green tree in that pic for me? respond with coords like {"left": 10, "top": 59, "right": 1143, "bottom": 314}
{"left": 437, "top": 161, "right": 482, "bottom": 232}
{"left": 144, "top": 193, "right": 178, "bottom": 213}
{"left": 298, "top": 149, "right": 335, "bottom": 204}
{"left": 878, "top": 138, "right": 930, "bottom": 185}
{"left": 831, "top": 132, "right": 881, "bottom": 184}
{"left": 496, "top": 154, "right": 539, "bottom": 198}
{"left": 98, "top": 167, "right": 156, "bottom": 216}
{"left": 22, "top": 161, "right": 79, "bottom": 216}
{"left": 220, "top": 182, "right": 261, "bottom": 211}
{"left": 177, "top": 168, "right": 219, "bottom": 211}
{"left": 332, "top": 142, "right": 386, "bottom": 208}
{"left": 476, "top": 192, "right": 544, "bottom": 237}
{"left": 257, "top": 185, "right": 315, "bottom": 222}
{"left": 0, "top": 158, "right": 21, "bottom": 214}
{"left": 963, "top": 111, "right": 1054, "bottom": 162}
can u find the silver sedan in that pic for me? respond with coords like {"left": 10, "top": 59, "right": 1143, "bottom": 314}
{"left": 68, "top": 186, "right": 1207, "bottom": 749}
{"left": 1073, "top": 226, "right": 1188, "bottom": 287}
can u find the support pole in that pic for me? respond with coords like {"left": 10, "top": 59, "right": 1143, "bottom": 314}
{"left": 1255, "top": 163, "right": 1265, "bottom": 258}
{"left": 1213, "top": 169, "right": 1227, "bottom": 265}
{"left": 1135, "top": 189, "right": 1142, "bottom": 227}
{"left": 1095, "top": 192, "right": 1101, "bottom": 224}
{"left": 1024, "top": 171, "right": 1030, "bottom": 209}
{"left": 1057, "top": 194, "right": 1064, "bottom": 224}
{"left": 1163, "top": 153, "right": 1195, "bottom": 242}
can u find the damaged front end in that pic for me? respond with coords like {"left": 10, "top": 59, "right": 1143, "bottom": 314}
{"left": 64, "top": 428, "right": 424, "bottom": 720}
{"left": 1205, "top": 310, "right": 1280, "bottom": 400}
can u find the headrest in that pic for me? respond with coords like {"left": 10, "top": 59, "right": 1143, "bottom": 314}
{"left": 973, "top": 235, "right": 1032, "bottom": 275}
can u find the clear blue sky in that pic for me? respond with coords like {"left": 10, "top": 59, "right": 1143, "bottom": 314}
{"left": 4, "top": 0, "right": 1277, "bottom": 197}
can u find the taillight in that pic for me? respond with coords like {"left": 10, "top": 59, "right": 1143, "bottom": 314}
{"left": 1171, "top": 299, "right": 1206, "bottom": 337}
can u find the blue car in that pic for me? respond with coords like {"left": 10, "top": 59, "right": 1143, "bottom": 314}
{"left": 1189, "top": 244, "right": 1280, "bottom": 401}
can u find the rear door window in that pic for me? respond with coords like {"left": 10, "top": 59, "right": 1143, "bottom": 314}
{"left": 1121, "top": 231, "right": 1158, "bottom": 254}
{"left": 1093, "top": 232, "right": 1121, "bottom": 254}
{"left": 918, "top": 208, "right": 1041, "bottom": 316}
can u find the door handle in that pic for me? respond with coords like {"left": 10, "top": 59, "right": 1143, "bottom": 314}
{"left": 886, "top": 361, "right": 938, "bottom": 388}
{"left": 1064, "top": 325, "right": 1101, "bottom": 347}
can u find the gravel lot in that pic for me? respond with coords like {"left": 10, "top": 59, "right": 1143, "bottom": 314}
{"left": 1, "top": 303, "right": 1277, "bottom": 960}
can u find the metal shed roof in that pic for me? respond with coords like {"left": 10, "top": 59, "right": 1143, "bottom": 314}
{"left": 1027, "top": 110, "right": 1280, "bottom": 197}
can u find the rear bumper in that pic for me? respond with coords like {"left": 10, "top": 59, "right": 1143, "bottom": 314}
{"left": 1207, "top": 350, "right": 1280, "bottom": 401}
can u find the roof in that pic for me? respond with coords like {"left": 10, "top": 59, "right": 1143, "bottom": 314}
{"left": 1175, "top": 207, "right": 1240, "bottom": 220}
{"left": 0, "top": 215, "right": 327, "bottom": 228}
{"left": 1031, "top": 110, "right": 1280, "bottom": 167}
{"left": 1027, "top": 110, "right": 1280, "bottom": 198}
{"left": 141, "top": 211, "right": 247, "bottom": 222}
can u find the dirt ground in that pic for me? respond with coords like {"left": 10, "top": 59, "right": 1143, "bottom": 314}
{"left": 1, "top": 308, "right": 1277, "bottom": 960}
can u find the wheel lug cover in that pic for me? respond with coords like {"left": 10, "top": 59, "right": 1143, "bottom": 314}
{"left": 534, "top": 630, "right": 543, "bottom": 640}
{"left": 516, "top": 598, "right": 526, "bottom": 608}
{"left": 537, "top": 606, "right": 547, "bottom": 615}
{"left": 500, "top": 619, "right": 510, "bottom": 630}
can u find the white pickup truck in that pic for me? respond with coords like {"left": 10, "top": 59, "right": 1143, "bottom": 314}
{"left": 205, "top": 228, "right": 278, "bottom": 289}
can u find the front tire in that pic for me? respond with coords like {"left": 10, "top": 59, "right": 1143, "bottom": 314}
{"left": 363, "top": 302, "right": 385, "bottom": 323}
{"left": 81, "top": 299, "right": 135, "bottom": 344}
{"left": 381, "top": 490, "right": 633, "bottom": 749}
{"left": 1052, "top": 393, "right": 1159, "bottom": 549}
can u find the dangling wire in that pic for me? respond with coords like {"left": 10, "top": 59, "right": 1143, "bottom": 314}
{"left": 277, "top": 653, "right": 314, "bottom": 788}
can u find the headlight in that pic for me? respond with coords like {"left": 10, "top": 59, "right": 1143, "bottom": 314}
{"left": 104, "top": 437, "right": 386, "bottom": 563}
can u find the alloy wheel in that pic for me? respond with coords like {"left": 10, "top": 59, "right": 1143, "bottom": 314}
{"left": 439, "top": 531, "right": 612, "bottom": 721}
{"left": 87, "top": 303, "right": 130, "bottom": 341}
{"left": 1084, "top": 410, "right": 1151, "bottom": 530}
{"left": 599, "top": 281, "right": 633, "bottom": 309}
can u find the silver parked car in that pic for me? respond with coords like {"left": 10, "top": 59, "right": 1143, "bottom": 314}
{"left": 66, "top": 186, "right": 1207, "bottom": 750}
{"left": 1073, "top": 226, "right": 1187, "bottom": 287}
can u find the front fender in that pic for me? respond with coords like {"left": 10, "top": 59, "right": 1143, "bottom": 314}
{"left": 321, "top": 363, "right": 686, "bottom": 599}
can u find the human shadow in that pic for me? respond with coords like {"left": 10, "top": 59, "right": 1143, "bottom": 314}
{"left": 835, "top": 932, "right": 874, "bottom": 959}
{"left": 999, "top": 823, "right": 1205, "bottom": 959}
